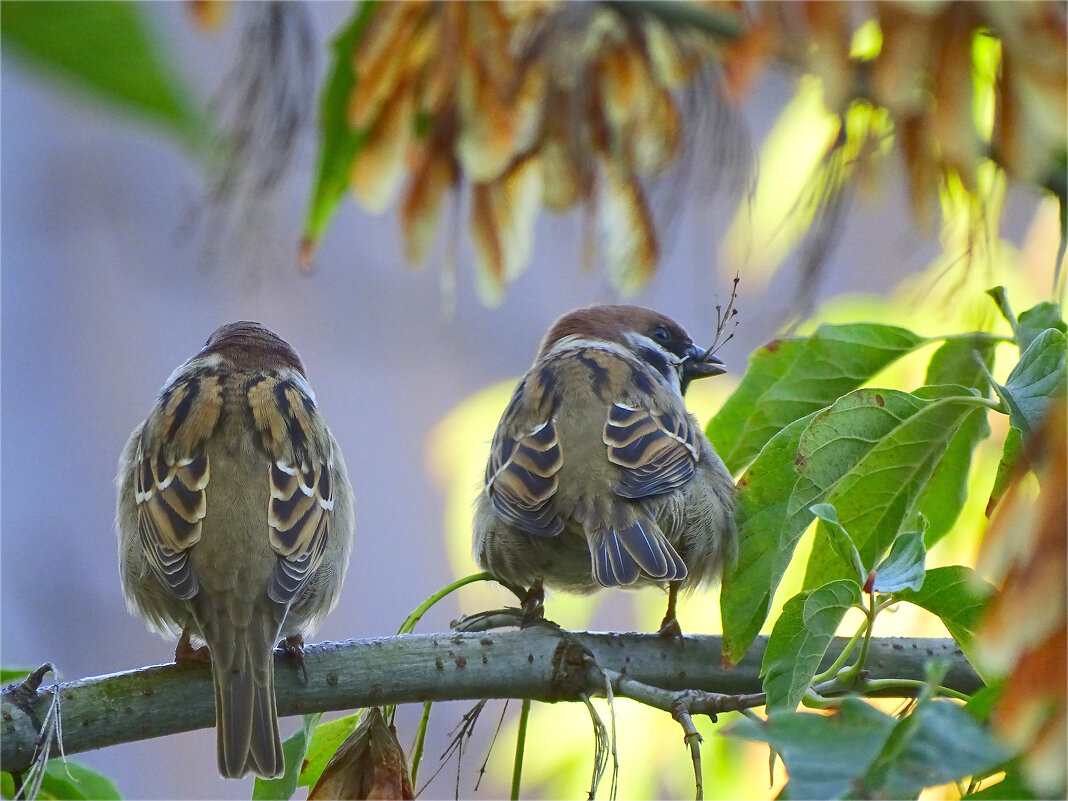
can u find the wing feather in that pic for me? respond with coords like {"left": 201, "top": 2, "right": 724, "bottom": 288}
{"left": 604, "top": 402, "right": 700, "bottom": 499}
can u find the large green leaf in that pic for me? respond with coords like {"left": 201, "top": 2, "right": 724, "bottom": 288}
{"left": 298, "top": 712, "right": 363, "bottom": 790}
{"left": 253, "top": 713, "right": 322, "bottom": 800}
{"left": 801, "top": 388, "right": 987, "bottom": 590}
{"left": 713, "top": 323, "right": 926, "bottom": 471}
{"left": 891, "top": 565, "right": 996, "bottom": 656}
{"left": 1, "top": 2, "right": 200, "bottom": 148}
{"left": 989, "top": 328, "right": 1067, "bottom": 433}
{"left": 37, "top": 759, "right": 121, "bottom": 800}
{"left": 302, "top": 2, "right": 379, "bottom": 250}
{"left": 719, "top": 412, "right": 819, "bottom": 666}
{"left": 706, "top": 337, "right": 806, "bottom": 471}
{"left": 919, "top": 337, "right": 995, "bottom": 544}
{"left": 761, "top": 579, "right": 862, "bottom": 711}
{"left": 725, "top": 698, "right": 895, "bottom": 800}
{"left": 860, "top": 698, "right": 1007, "bottom": 798}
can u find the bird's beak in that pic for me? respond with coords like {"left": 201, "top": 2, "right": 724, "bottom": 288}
{"left": 682, "top": 345, "right": 727, "bottom": 380}
{"left": 679, "top": 345, "right": 725, "bottom": 395}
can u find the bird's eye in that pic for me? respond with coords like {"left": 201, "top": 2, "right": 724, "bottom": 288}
{"left": 653, "top": 326, "right": 670, "bottom": 342}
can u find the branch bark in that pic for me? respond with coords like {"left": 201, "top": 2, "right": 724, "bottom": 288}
{"left": 1, "top": 629, "right": 980, "bottom": 774}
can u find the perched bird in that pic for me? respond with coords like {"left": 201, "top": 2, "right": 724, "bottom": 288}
{"left": 116, "top": 322, "right": 354, "bottom": 779}
{"left": 474, "top": 305, "right": 735, "bottom": 634}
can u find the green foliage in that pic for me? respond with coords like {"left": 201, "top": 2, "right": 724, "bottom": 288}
{"left": 0, "top": 669, "right": 33, "bottom": 685}
{"left": 761, "top": 579, "right": 862, "bottom": 711}
{"left": 297, "top": 712, "right": 363, "bottom": 790}
{"left": 0, "top": 2, "right": 201, "bottom": 149}
{"left": 870, "top": 530, "right": 926, "bottom": 593}
{"left": 727, "top": 692, "right": 1006, "bottom": 800}
{"left": 717, "top": 297, "right": 1060, "bottom": 662}
{"left": 252, "top": 714, "right": 322, "bottom": 801}
{"left": 809, "top": 504, "right": 866, "bottom": 585}
{"left": 706, "top": 324, "right": 927, "bottom": 472}
{"left": 891, "top": 566, "right": 997, "bottom": 667}
{"left": 2, "top": 759, "right": 123, "bottom": 800}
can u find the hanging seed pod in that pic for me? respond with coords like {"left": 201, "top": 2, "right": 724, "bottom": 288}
{"left": 309, "top": 708, "right": 415, "bottom": 801}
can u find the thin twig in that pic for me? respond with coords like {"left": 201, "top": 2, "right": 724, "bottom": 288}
{"left": 670, "top": 701, "right": 704, "bottom": 801}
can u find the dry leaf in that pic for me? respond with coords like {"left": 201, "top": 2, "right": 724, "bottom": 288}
{"left": 309, "top": 708, "right": 415, "bottom": 801}
{"left": 975, "top": 398, "right": 1067, "bottom": 798}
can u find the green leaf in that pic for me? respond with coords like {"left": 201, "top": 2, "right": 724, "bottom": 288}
{"left": 297, "top": 712, "right": 363, "bottom": 789}
{"left": 871, "top": 530, "right": 926, "bottom": 593}
{"left": 714, "top": 323, "right": 926, "bottom": 471}
{"left": 761, "top": 579, "right": 862, "bottom": 711}
{"left": 253, "top": 713, "right": 322, "bottom": 800}
{"left": 719, "top": 412, "right": 819, "bottom": 666}
{"left": 892, "top": 566, "right": 996, "bottom": 656}
{"left": 724, "top": 698, "right": 895, "bottom": 800}
{"left": 988, "top": 328, "right": 1067, "bottom": 433}
{"left": 986, "top": 426, "right": 1024, "bottom": 516}
{"left": 801, "top": 388, "right": 986, "bottom": 591}
{"left": 37, "top": 759, "right": 121, "bottom": 800}
{"left": 706, "top": 337, "right": 806, "bottom": 471}
{"left": 0, "top": 668, "right": 33, "bottom": 684}
{"left": 809, "top": 504, "right": 866, "bottom": 583}
{"left": 986, "top": 286, "right": 1016, "bottom": 329}
{"left": 919, "top": 337, "right": 995, "bottom": 544}
{"left": 1016, "top": 302, "right": 1066, "bottom": 353}
{"left": 1, "top": 772, "right": 14, "bottom": 800}
{"left": 925, "top": 335, "right": 998, "bottom": 391}
{"left": 303, "top": 2, "right": 379, "bottom": 249}
{"left": 1, "top": 2, "right": 201, "bottom": 148}
{"left": 860, "top": 698, "right": 1007, "bottom": 798}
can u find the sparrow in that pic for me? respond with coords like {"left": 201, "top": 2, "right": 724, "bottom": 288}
{"left": 473, "top": 305, "right": 736, "bottom": 634}
{"left": 115, "top": 322, "right": 354, "bottom": 779}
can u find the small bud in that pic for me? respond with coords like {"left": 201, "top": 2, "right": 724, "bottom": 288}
{"left": 309, "top": 707, "right": 414, "bottom": 800}
{"left": 863, "top": 570, "right": 877, "bottom": 594}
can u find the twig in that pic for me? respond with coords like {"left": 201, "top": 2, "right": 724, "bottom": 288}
{"left": 670, "top": 700, "right": 705, "bottom": 801}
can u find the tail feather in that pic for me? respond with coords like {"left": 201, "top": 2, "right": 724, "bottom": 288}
{"left": 588, "top": 510, "right": 687, "bottom": 588}
{"left": 212, "top": 632, "right": 283, "bottom": 779}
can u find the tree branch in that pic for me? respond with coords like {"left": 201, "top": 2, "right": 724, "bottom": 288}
{"left": 1, "top": 629, "right": 979, "bottom": 774}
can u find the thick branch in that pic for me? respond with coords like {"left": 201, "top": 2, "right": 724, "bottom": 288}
{"left": 1, "top": 629, "right": 978, "bottom": 774}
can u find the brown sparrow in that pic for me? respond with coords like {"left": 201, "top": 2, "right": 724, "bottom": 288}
{"left": 115, "top": 322, "right": 354, "bottom": 779}
{"left": 473, "top": 305, "right": 736, "bottom": 634}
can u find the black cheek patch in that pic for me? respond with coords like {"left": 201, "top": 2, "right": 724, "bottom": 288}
{"left": 635, "top": 346, "right": 672, "bottom": 383}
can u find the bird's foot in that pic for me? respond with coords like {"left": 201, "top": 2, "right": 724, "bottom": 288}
{"left": 520, "top": 580, "right": 545, "bottom": 628}
{"left": 277, "top": 634, "right": 308, "bottom": 683}
{"left": 174, "top": 630, "right": 210, "bottom": 665}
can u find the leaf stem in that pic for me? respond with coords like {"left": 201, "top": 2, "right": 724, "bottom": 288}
{"left": 859, "top": 678, "right": 970, "bottom": 702}
{"left": 396, "top": 572, "right": 503, "bottom": 635}
{"left": 408, "top": 700, "right": 432, "bottom": 788}
{"left": 511, "top": 699, "right": 531, "bottom": 801}
{"left": 811, "top": 620, "right": 866, "bottom": 684}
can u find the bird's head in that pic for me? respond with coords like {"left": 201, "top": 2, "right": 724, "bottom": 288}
{"left": 538, "top": 305, "right": 725, "bottom": 395}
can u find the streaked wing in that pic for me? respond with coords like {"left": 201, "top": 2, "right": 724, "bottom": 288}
{"left": 246, "top": 373, "right": 336, "bottom": 604}
{"left": 603, "top": 403, "right": 700, "bottom": 499}
{"left": 486, "top": 417, "right": 564, "bottom": 538}
{"left": 134, "top": 372, "right": 223, "bottom": 599}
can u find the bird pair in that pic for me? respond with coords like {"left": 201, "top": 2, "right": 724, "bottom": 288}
{"left": 116, "top": 306, "right": 736, "bottom": 780}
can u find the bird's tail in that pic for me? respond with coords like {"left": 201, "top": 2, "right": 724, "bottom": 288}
{"left": 211, "top": 626, "right": 284, "bottom": 779}
{"left": 587, "top": 506, "right": 687, "bottom": 587}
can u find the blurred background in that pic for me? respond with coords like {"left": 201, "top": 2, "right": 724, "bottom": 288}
{"left": 2, "top": 2, "right": 1063, "bottom": 799}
